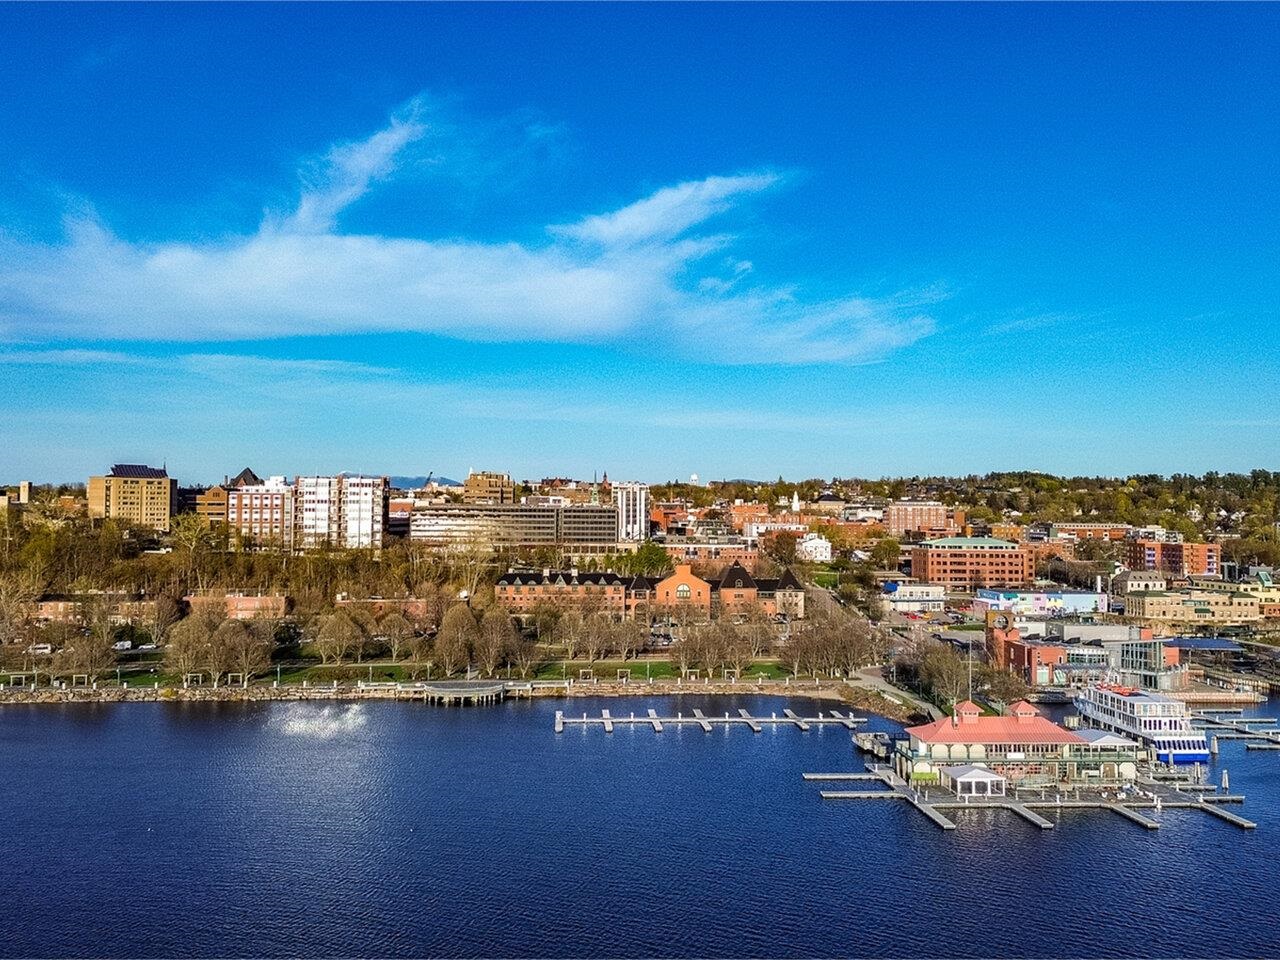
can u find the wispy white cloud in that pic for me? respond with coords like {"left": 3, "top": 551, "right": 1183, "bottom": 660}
{"left": 282, "top": 101, "right": 429, "bottom": 234}
{"left": 0, "top": 100, "right": 938, "bottom": 365}
{"left": 551, "top": 173, "right": 779, "bottom": 246}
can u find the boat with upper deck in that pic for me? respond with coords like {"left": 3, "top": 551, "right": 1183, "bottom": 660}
{"left": 1074, "top": 683, "right": 1210, "bottom": 764}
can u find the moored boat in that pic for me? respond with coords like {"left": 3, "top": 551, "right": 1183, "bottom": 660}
{"left": 1074, "top": 683, "right": 1210, "bottom": 764}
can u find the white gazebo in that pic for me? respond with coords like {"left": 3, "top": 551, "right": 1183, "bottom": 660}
{"left": 941, "top": 764, "right": 1007, "bottom": 799}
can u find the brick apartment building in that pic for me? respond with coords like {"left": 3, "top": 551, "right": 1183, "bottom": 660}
{"left": 884, "top": 500, "right": 947, "bottom": 537}
{"left": 910, "top": 537, "right": 1034, "bottom": 591}
{"left": 1124, "top": 540, "right": 1220, "bottom": 577}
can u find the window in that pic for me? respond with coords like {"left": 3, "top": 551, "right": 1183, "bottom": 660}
{"left": 676, "top": 584, "right": 691, "bottom": 600}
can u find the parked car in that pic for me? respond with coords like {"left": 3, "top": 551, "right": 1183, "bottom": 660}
{"left": 112, "top": 640, "right": 133, "bottom": 651}
{"left": 26, "top": 643, "right": 53, "bottom": 656}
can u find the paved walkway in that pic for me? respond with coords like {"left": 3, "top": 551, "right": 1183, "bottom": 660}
{"left": 852, "top": 668, "right": 943, "bottom": 720}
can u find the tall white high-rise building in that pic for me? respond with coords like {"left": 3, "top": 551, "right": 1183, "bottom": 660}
{"left": 613, "top": 481, "right": 650, "bottom": 542}
{"left": 296, "top": 476, "right": 342, "bottom": 548}
{"left": 340, "top": 475, "right": 388, "bottom": 549}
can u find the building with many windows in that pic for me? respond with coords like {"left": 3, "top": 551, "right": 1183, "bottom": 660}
{"left": 1124, "top": 540, "right": 1220, "bottom": 577}
{"left": 410, "top": 502, "right": 618, "bottom": 556}
{"left": 884, "top": 500, "right": 948, "bottom": 537}
{"left": 339, "top": 476, "right": 389, "bottom": 549}
{"left": 296, "top": 476, "right": 342, "bottom": 548}
{"left": 462, "top": 470, "right": 516, "bottom": 504}
{"left": 87, "top": 464, "right": 177, "bottom": 531}
{"left": 1123, "top": 589, "right": 1260, "bottom": 628}
{"left": 227, "top": 476, "right": 296, "bottom": 550}
{"left": 494, "top": 561, "right": 804, "bottom": 622}
{"left": 612, "top": 481, "right": 650, "bottom": 542}
{"left": 661, "top": 535, "right": 759, "bottom": 571}
{"left": 909, "top": 537, "right": 1033, "bottom": 591}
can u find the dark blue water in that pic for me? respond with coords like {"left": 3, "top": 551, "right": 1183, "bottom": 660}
{"left": 2, "top": 695, "right": 1277, "bottom": 958}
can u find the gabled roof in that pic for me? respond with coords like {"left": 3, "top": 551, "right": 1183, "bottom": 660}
{"left": 775, "top": 568, "right": 804, "bottom": 591}
{"left": 229, "top": 467, "right": 263, "bottom": 487}
{"left": 943, "top": 764, "right": 1007, "bottom": 782}
{"left": 719, "top": 562, "right": 757, "bottom": 590}
{"left": 495, "top": 569, "right": 629, "bottom": 588}
{"left": 108, "top": 464, "right": 168, "bottom": 479}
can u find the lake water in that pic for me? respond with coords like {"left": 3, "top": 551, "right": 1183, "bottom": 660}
{"left": 2, "top": 695, "right": 1277, "bottom": 958}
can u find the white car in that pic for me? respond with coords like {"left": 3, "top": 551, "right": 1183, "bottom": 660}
{"left": 112, "top": 640, "right": 133, "bottom": 651}
{"left": 26, "top": 643, "right": 54, "bottom": 655}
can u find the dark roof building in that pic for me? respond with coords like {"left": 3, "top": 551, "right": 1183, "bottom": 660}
{"left": 108, "top": 464, "right": 168, "bottom": 479}
{"left": 229, "top": 467, "right": 263, "bottom": 488}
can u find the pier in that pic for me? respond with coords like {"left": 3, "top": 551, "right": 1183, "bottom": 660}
{"left": 1191, "top": 711, "right": 1280, "bottom": 746}
{"left": 810, "top": 764, "right": 1257, "bottom": 831}
{"left": 554, "top": 707, "right": 866, "bottom": 733}
{"left": 355, "top": 680, "right": 513, "bottom": 705}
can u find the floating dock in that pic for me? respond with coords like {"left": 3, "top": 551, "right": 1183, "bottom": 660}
{"left": 1192, "top": 711, "right": 1280, "bottom": 747}
{"left": 809, "top": 764, "right": 1257, "bottom": 831}
{"left": 554, "top": 708, "right": 866, "bottom": 733}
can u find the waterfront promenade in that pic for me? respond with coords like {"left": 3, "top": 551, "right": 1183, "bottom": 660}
{"left": 0, "top": 674, "right": 924, "bottom": 720}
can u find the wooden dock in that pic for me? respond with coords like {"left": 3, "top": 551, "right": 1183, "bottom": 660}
{"left": 555, "top": 708, "right": 866, "bottom": 733}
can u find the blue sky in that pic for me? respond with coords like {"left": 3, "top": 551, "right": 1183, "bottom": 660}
{"left": 1, "top": 3, "right": 1278, "bottom": 484}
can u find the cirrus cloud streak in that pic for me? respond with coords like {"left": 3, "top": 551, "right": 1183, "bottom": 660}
{"left": 0, "top": 101, "right": 936, "bottom": 365}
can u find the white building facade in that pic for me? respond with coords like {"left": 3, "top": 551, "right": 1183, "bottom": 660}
{"left": 297, "top": 476, "right": 342, "bottom": 549}
{"left": 612, "top": 481, "right": 650, "bottom": 542}
{"left": 795, "top": 532, "right": 834, "bottom": 563}
{"left": 340, "top": 476, "right": 389, "bottom": 549}
{"left": 880, "top": 583, "right": 947, "bottom": 614}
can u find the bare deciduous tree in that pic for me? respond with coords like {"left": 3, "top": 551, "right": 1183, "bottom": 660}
{"left": 379, "top": 612, "right": 413, "bottom": 663}
{"left": 314, "top": 611, "right": 362, "bottom": 665}
{"left": 435, "top": 604, "right": 478, "bottom": 676}
{"left": 476, "top": 608, "right": 515, "bottom": 677}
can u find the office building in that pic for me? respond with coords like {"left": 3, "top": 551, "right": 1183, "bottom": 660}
{"left": 87, "top": 464, "right": 177, "bottom": 531}
{"left": 463, "top": 470, "right": 515, "bottom": 504}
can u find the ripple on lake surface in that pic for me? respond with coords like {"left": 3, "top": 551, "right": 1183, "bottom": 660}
{"left": 2, "top": 695, "right": 1278, "bottom": 958}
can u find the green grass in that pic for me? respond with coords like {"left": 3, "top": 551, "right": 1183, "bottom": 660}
{"left": 811, "top": 572, "right": 840, "bottom": 588}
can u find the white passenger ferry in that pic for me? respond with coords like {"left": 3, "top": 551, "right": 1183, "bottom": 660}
{"left": 1074, "top": 683, "right": 1210, "bottom": 764}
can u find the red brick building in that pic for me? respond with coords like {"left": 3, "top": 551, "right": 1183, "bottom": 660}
{"left": 494, "top": 562, "right": 804, "bottom": 622}
{"left": 1124, "top": 540, "right": 1220, "bottom": 577}
{"left": 910, "top": 537, "right": 1033, "bottom": 591}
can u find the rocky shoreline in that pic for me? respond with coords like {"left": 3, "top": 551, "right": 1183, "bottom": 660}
{"left": 0, "top": 678, "right": 923, "bottom": 722}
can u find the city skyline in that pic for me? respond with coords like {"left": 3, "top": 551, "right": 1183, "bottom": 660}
{"left": 3, "top": 4, "right": 1279, "bottom": 482}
